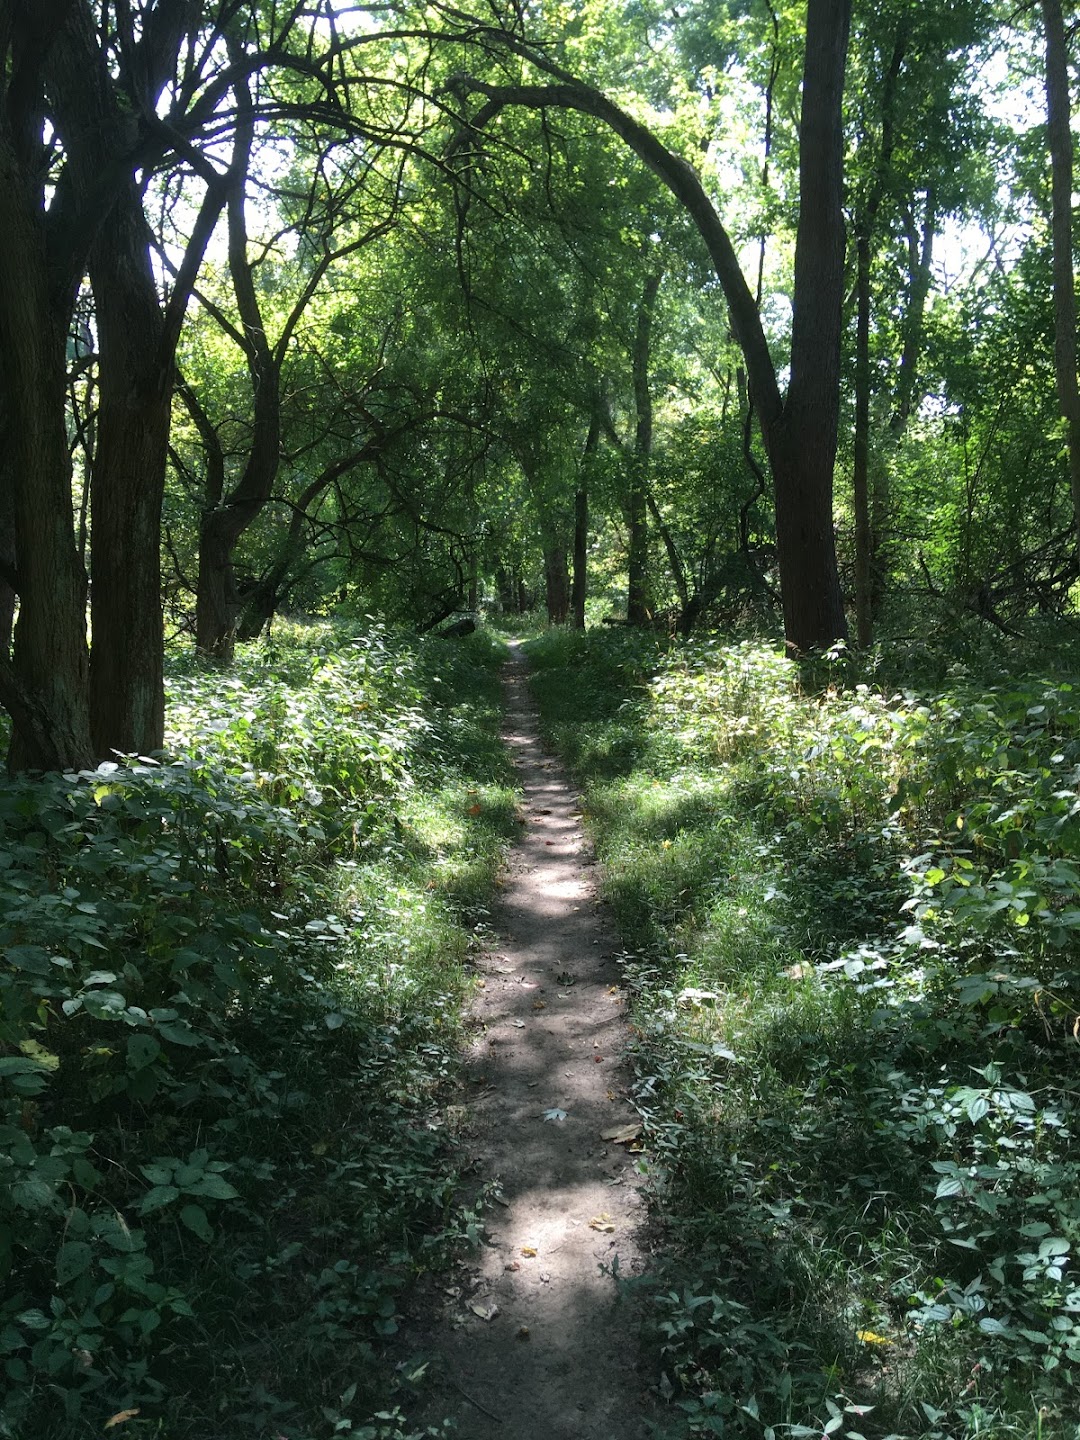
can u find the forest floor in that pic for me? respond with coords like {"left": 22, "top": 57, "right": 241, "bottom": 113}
{"left": 402, "top": 641, "right": 657, "bottom": 1439}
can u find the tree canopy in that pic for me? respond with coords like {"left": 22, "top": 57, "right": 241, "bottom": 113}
{"left": 0, "top": 0, "right": 1072, "bottom": 765}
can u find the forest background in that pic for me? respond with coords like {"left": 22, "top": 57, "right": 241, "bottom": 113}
{"left": 2, "top": 1, "right": 1080, "bottom": 1438}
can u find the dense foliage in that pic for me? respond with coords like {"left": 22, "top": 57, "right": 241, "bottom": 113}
{"left": 526, "top": 624, "right": 1080, "bottom": 1440}
{"left": 0, "top": 623, "right": 517, "bottom": 1439}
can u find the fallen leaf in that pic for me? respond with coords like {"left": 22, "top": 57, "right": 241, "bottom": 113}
{"left": 542, "top": 1107, "right": 568, "bottom": 1122}
{"left": 105, "top": 1413, "right": 141, "bottom": 1430}
{"left": 532, "top": 999, "right": 546, "bottom": 1011}
{"left": 600, "top": 1122, "right": 642, "bottom": 1144}
{"left": 469, "top": 1300, "right": 500, "bottom": 1322}
{"left": 467, "top": 804, "right": 483, "bottom": 816}
{"left": 520, "top": 1246, "right": 537, "bottom": 1257}
{"left": 511, "top": 1019, "right": 526, "bottom": 1028}
{"left": 589, "top": 1214, "right": 616, "bottom": 1233}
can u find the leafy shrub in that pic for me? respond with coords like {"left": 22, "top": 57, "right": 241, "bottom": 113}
{"left": 526, "top": 627, "right": 1080, "bottom": 1440}
{"left": 0, "top": 621, "right": 515, "bottom": 1439}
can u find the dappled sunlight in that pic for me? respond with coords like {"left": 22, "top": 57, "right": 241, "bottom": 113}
{"left": 409, "top": 642, "right": 652, "bottom": 1438}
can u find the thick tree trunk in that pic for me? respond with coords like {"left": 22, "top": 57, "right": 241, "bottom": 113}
{"left": 0, "top": 128, "right": 93, "bottom": 771}
{"left": 87, "top": 192, "right": 170, "bottom": 757}
{"left": 1041, "top": 0, "right": 1080, "bottom": 564}
{"left": 769, "top": 0, "right": 851, "bottom": 651}
{"left": 196, "top": 518, "right": 242, "bottom": 663}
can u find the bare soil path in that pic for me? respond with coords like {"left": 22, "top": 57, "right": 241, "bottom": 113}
{"left": 404, "top": 641, "right": 655, "bottom": 1438}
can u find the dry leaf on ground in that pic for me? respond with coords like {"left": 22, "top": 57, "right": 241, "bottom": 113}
{"left": 600, "top": 1122, "right": 642, "bottom": 1144}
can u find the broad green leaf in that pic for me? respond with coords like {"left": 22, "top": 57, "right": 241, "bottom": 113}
{"left": 138, "top": 1185, "right": 180, "bottom": 1214}
{"left": 179, "top": 1205, "right": 214, "bottom": 1243}
{"left": 56, "top": 1242, "right": 94, "bottom": 1285}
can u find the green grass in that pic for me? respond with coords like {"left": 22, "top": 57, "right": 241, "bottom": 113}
{"left": 0, "top": 620, "right": 517, "bottom": 1440}
{"left": 524, "top": 625, "right": 1080, "bottom": 1440}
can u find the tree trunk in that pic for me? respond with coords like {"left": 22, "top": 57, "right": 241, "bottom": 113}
{"left": 628, "top": 271, "right": 661, "bottom": 625}
{"left": 0, "top": 126, "right": 93, "bottom": 771}
{"left": 769, "top": 0, "right": 851, "bottom": 651}
{"left": 571, "top": 487, "right": 589, "bottom": 629}
{"left": 196, "top": 518, "right": 242, "bottom": 662}
{"left": 646, "top": 492, "right": 693, "bottom": 629}
{"left": 571, "top": 412, "right": 598, "bottom": 630}
{"left": 496, "top": 565, "right": 516, "bottom": 612}
{"left": 545, "top": 548, "right": 570, "bottom": 624}
{"left": 853, "top": 230, "right": 873, "bottom": 648}
{"left": 87, "top": 192, "right": 170, "bottom": 757}
{"left": 1041, "top": 0, "right": 1080, "bottom": 564}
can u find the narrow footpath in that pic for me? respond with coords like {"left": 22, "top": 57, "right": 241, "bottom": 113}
{"left": 406, "top": 641, "right": 654, "bottom": 1438}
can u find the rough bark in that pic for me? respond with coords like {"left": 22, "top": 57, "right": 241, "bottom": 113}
{"left": 0, "top": 13, "right": 94, "bottom": 771}
{"left": 1041, "top": 0, "right": 1080, "bottom": 564}
{"left": 771, "top": 0, "right": 850, "bottom": 652}
{"left": 87, "top": 190, "right": 171, "bottom": 757}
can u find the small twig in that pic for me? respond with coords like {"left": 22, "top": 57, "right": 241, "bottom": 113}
{"left": 448, "top": 1376, "right": 503, "bottom": 1423}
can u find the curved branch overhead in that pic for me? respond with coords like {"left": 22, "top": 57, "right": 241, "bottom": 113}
{"left": 446, "top": 73, "right": 785, "bottom": 439}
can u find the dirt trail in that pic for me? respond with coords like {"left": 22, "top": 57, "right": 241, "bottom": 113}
{"left": 404, "top": 641, "right": 655, "bottom": 1438}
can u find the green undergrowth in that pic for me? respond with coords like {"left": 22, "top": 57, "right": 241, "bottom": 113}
{"left": 0, "top": 620, "right": 517, "bottom": 1440}
{"left": 525, "top": 625, "right": 1080, "bottom": 1440}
